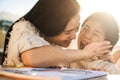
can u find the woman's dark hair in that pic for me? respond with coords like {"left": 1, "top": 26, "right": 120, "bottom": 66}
{"left": 82, "top": 12, "right": 119, "bottom": 48}
{"left": 23, "top": 0, "right": 80, "bottom": 37}
{"left": 1, "top": 0, "right": 80, "bottom": 65}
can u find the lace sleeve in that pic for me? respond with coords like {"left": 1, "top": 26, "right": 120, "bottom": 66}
{"left": 3, "top": 20, "right": 50, "bottom": 67}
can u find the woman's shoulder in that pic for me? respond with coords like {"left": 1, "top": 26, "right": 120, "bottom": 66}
{"left": 10, "top": 18, "right": 51, "bottom": 53}
{"left": 13, "top": 18, "right": 34, "bottom": 30}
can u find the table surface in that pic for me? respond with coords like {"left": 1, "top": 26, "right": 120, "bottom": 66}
{"left": 0, "top": 67, "right": 120, "bottom": 80}
{"left": 0, "top": 74, "right": 120, "bottom": 80}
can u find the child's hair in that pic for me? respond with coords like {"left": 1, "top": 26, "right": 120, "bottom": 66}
{"left": 82, "top": 12, "right": 119, "bottom": 47}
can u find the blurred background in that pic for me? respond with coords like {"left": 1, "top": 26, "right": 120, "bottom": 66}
{"left": 0, "top": 0, "right": 120, "bottom": 53}
{"left": 0, "top": 0, "right": 37, "bottom": 53}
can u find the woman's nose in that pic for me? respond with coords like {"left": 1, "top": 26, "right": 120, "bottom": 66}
{"left": 69, "top": 33, "right": 76, "bottom": 39}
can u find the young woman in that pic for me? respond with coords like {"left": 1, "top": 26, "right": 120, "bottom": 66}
{"left": 1, "top": 0, "right": 111, "bottom": 68}
{"left": 71, "top": 12, "right": 119, "bottom": 74}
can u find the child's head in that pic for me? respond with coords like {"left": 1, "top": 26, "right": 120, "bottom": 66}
{"left": 78, "top": 12, "right": 119, "bottom": 50}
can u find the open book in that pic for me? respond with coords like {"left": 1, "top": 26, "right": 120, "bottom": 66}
{"left": 0, "top": 68, "right": 107, "bottom": 80}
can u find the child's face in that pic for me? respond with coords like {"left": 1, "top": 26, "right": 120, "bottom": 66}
{"left": 78, "top": 20, "right": 105, "bottom": 49}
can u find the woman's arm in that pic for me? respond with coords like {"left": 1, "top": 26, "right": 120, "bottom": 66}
{"left": 21, "top": 41, "right": 112, "bottom": 68}
{"left": 21, "top": 45, "right": 88, "bottom": 67}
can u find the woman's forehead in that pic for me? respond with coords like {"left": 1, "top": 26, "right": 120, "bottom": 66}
{"left": 65, "top": 14, "right": 80, "bottom": 30}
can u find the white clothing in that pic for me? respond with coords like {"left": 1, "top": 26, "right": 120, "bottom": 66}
{"left": 70, "top": 60, "right": 119, "bottom": 74}
{"left": 3, "top": 19, "right": 50, "bottom": 67}
{"left": 86, "top": 60, "right": 119, "bottom": 74}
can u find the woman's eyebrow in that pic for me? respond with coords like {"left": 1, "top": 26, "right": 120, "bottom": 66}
{"left": 65, "top": 26, "right": 79, "bottom": 32}
{"left": 65, "top": 29, "right": 74, "bottom": 32}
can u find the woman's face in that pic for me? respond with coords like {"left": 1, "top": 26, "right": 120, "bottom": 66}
{"left": 78, "top": 20, "right": 105, "bottom": 49}
{"left": 46, "top": 14, "right": 80, "bottom": 47}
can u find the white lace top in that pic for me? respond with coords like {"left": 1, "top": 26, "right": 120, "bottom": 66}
{"left": 3, "top": 19, "right": 50, "bottom": 67}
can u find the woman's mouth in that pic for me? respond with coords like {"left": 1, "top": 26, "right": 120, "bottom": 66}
{"left": 64, "top": 40, "right": 72, "bottom": 46}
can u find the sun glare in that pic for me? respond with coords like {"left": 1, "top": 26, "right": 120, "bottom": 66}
{"left": 77, "top": 0, "right": 120, "bottom": 26}
{"left": 76, "top": 0, "right": 120, "bottom": 50}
